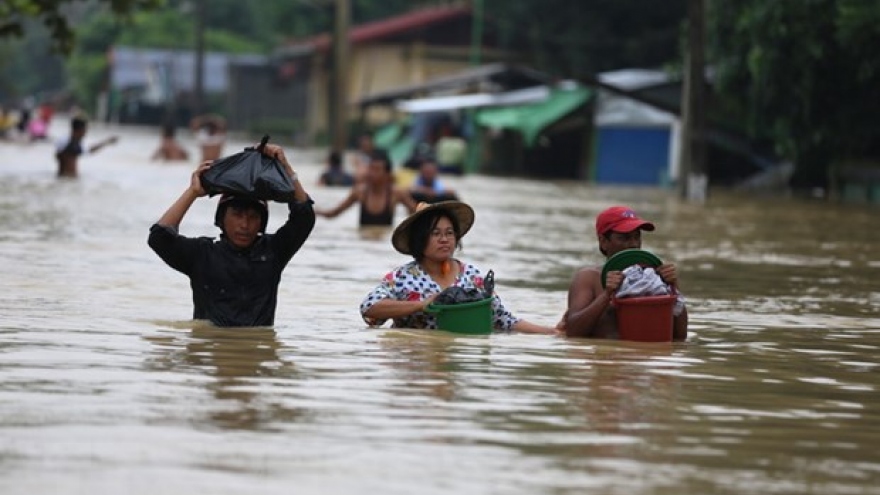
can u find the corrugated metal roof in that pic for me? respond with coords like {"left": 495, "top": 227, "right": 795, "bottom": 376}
{"left": 278, "top": 4, "right": 471, "bottom": 56}
{"left": 395, "top": 86, "right": 551, "bottom": 113}
{"left": 597, "top": 69, "right": 672, "bottom": 91}
{"left": 358, "top": 63, "right": 554, "bottom": 106}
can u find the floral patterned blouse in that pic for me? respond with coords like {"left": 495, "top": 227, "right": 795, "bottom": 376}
{"left": 360, "top": 259, "right": 520, "bottom": 331}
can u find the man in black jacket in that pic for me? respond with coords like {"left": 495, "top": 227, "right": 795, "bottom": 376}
{"left": 148, "top": 143, "right": 314, "bottom": 327}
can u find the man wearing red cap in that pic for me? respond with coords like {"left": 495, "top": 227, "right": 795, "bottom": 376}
{"left": 148, "top": 143, "right": 314, "bottom": 327}
{"left": 562, "top": 206, "right": 688, "bottom": 340}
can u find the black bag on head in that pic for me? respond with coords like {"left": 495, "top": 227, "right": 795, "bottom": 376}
{"left": 200, "top": 135, "right": 296, "bottom": 202}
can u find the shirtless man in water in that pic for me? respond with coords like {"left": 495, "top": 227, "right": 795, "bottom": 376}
{"left": 190, "top": 114, "right": 227, "bottom": 162}
{"left": 55, "top": 117, "right": 118, "bottom": 178}
{"left": 561, "top": 206, "right": 688, "bottom": 341}
{"left": 151, "top": 124, "right": 189, "bottom": 161}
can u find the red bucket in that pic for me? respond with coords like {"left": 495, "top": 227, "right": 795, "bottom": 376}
{"left": 613, "top": 294, "right": 677, "bottom": 342}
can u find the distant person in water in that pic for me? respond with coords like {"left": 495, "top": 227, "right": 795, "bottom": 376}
{"left": 151, "top": 124, "right": 189, "bottom": 162}
{"left": 27, "top": 103, "right": 54, "bottom": 141}
{"left": 190, "top": 114, "right": 227, "bottom": 162}
{"left": 0, "top": 106, "right": 15, "bottom": 140}
{"left": 409, "top": 156, "right": 458, "bottom": 204}
{"left": 434, "top": 122, "right": 466, "bottom": 175}
{"left": 316, "top": 149, "right": 417, "bottom": 227}
{"left": 16, "top": 96, "right": 33, "bottom": 136}
{"left": 352, "top": 132, "right": 375, "bottom": 183}
{"left": 55, "top": 117, "right": 118, "bottom": 178}
{"left": 317, "top": 150, "right": 354, "bottom": 187}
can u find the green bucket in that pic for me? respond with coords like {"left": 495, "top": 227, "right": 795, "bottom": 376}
{"left": 426, "top": 298, "right": 494, "bottom": 335}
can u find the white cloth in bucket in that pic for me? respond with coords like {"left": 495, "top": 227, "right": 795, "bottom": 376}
{"left": 616, "top": 265, "right": 686, "bottom": 316}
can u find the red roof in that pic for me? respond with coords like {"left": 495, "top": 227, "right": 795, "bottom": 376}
{"left": 292, "top": 5, "right": 472, "bottom": 52}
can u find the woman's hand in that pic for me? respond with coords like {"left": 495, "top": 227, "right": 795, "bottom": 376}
{"left": 420, "top": 293, "right": 438, "bottom": 312}
{"left": 189, "top": 161, "right": 211, "bottom": 197}
{"left": 512, "top": 320, "right": 561, "bottom": 335}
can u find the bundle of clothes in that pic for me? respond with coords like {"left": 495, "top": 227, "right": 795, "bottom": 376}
{"left": 616, "top": 265, "right": 687, "bottom": 316}
{"left": 433, "top": 270, "right": 495, "bottom": 305}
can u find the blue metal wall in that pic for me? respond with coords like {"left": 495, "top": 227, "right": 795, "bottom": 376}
{"left": 594, "top": 127, "right": 670, "bottom": 185}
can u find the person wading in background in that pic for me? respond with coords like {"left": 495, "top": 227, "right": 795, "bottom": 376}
{"left": 55, "top": 117, "right": 118, "bottom": 178}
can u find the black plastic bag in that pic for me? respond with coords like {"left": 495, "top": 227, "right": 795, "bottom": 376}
{"left": 200, "top": 135, "right": 296, "bottom": 202}
{"left": 434, "top": 270, "right": 495, "bottom": 305}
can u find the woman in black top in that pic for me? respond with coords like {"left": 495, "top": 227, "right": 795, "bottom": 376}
{"left": 316, "top": 149, "right": 417, "bottom": 227}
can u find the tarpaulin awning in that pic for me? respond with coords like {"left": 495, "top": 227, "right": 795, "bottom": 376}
{"left": 475, "top": 86, "right": 592, "bottom": 146}
{"left": 373, "top": 121, "right": 415, "bottom": 167}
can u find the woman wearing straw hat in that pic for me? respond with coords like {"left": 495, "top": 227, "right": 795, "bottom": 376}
{"left": 360, "top": 201, "right": 558, "bottom": 334}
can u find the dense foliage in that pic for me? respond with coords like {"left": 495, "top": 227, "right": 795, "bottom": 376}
{"left": 0, "top": 0, "right": 163, "bottom": 54}
{"left": 4, "top": 0, "right": 878, "bottom": 188}
{"left": 1, "top": 0, "right": 434, "bottom": 104}
{"left": 2, "top": 0, "right": 686, "bottom": 103}
{"left": 487, "top": 0, "right": 686, "bottom": 77}
{"left": 707, "top": 0, "right": 880, "bottom": 188}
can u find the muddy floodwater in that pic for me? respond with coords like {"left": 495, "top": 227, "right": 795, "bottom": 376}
{"left": 1, "top": 118, "right": 879, "bottom": 494}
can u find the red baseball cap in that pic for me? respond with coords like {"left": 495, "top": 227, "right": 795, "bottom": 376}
{"left": 595, "top": 206, "right": 655, "bottom": 236}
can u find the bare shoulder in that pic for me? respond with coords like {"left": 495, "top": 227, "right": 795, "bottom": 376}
{"left": 571, "top": 265, "right": 602, "bottom": 285}
{"left": 567, "top": 265, "right": 604, "bottom": 301}
{"left": 351, "top": 183, "right": 366, "bottom": 198}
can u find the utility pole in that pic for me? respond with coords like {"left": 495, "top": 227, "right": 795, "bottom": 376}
{"left": 193, "top": 0, "right": 206, "bottom": 117}
{"left": 330, "top": 0, "right": 351, "bottom": 151}
{"left": 680, "top": 0, "right": 707, "bottom": 202}
{"left": 465, "top": 0, "right": 485, "bottom": 173}
{"left": 470, "top": 0, "right": 484, "bottom": 66}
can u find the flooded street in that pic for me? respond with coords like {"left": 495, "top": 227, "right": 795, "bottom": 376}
{"left": 2, "top": 118, "right": 879, "bottom": 494}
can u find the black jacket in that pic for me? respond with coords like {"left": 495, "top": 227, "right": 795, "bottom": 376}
{"left": 148, "top": 200, "right": 315, "bottom": 327}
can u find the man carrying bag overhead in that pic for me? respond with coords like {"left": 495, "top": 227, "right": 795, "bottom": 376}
{"left": 148, "top": 142, "right": 315, "bottom": 327}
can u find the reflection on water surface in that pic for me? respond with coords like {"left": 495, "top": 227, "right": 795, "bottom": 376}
{"left": 1, "top": 120, "right": 879, "bottom": 494}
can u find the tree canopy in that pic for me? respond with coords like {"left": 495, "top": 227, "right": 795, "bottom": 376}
{"left": 0, "top": 0, "right": 163, "bottom": 54}
{"left": 5, "top": 0, "right": 878, "bottom": 190}
{"left": 707, "top": 0, "right": 880, "bottom": 188}
{"left": 486, "top": 0, "right": 686, "bottom": 77}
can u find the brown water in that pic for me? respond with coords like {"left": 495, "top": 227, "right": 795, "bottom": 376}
{"left": 1, "top": 118, "right": 879, "bottom": 494}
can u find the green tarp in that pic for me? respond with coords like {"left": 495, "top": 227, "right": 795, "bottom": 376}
{"left": 373, "top": 122, "right": 403, "bottom": 149}
{"left": 373, "top": 121, "right": 415, "bottom": 167}
{"left": 475, "top": 87, "right": 592, "bottom": 147}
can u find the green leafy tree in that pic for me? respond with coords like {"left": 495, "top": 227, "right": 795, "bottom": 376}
{"left": 707, "top": 0, "right": 880, "bottom": 189}
{"left": 6, "top": 0, "right": 695, "bottom": 139}
{"left": 0, "top": 20, "right": 65, "bottom": 100}
{"left": 486, "top": 0, "right": 687, "bottom": 77}
{"left": 0, "top": 0, "right": 163, "bottom": 54}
